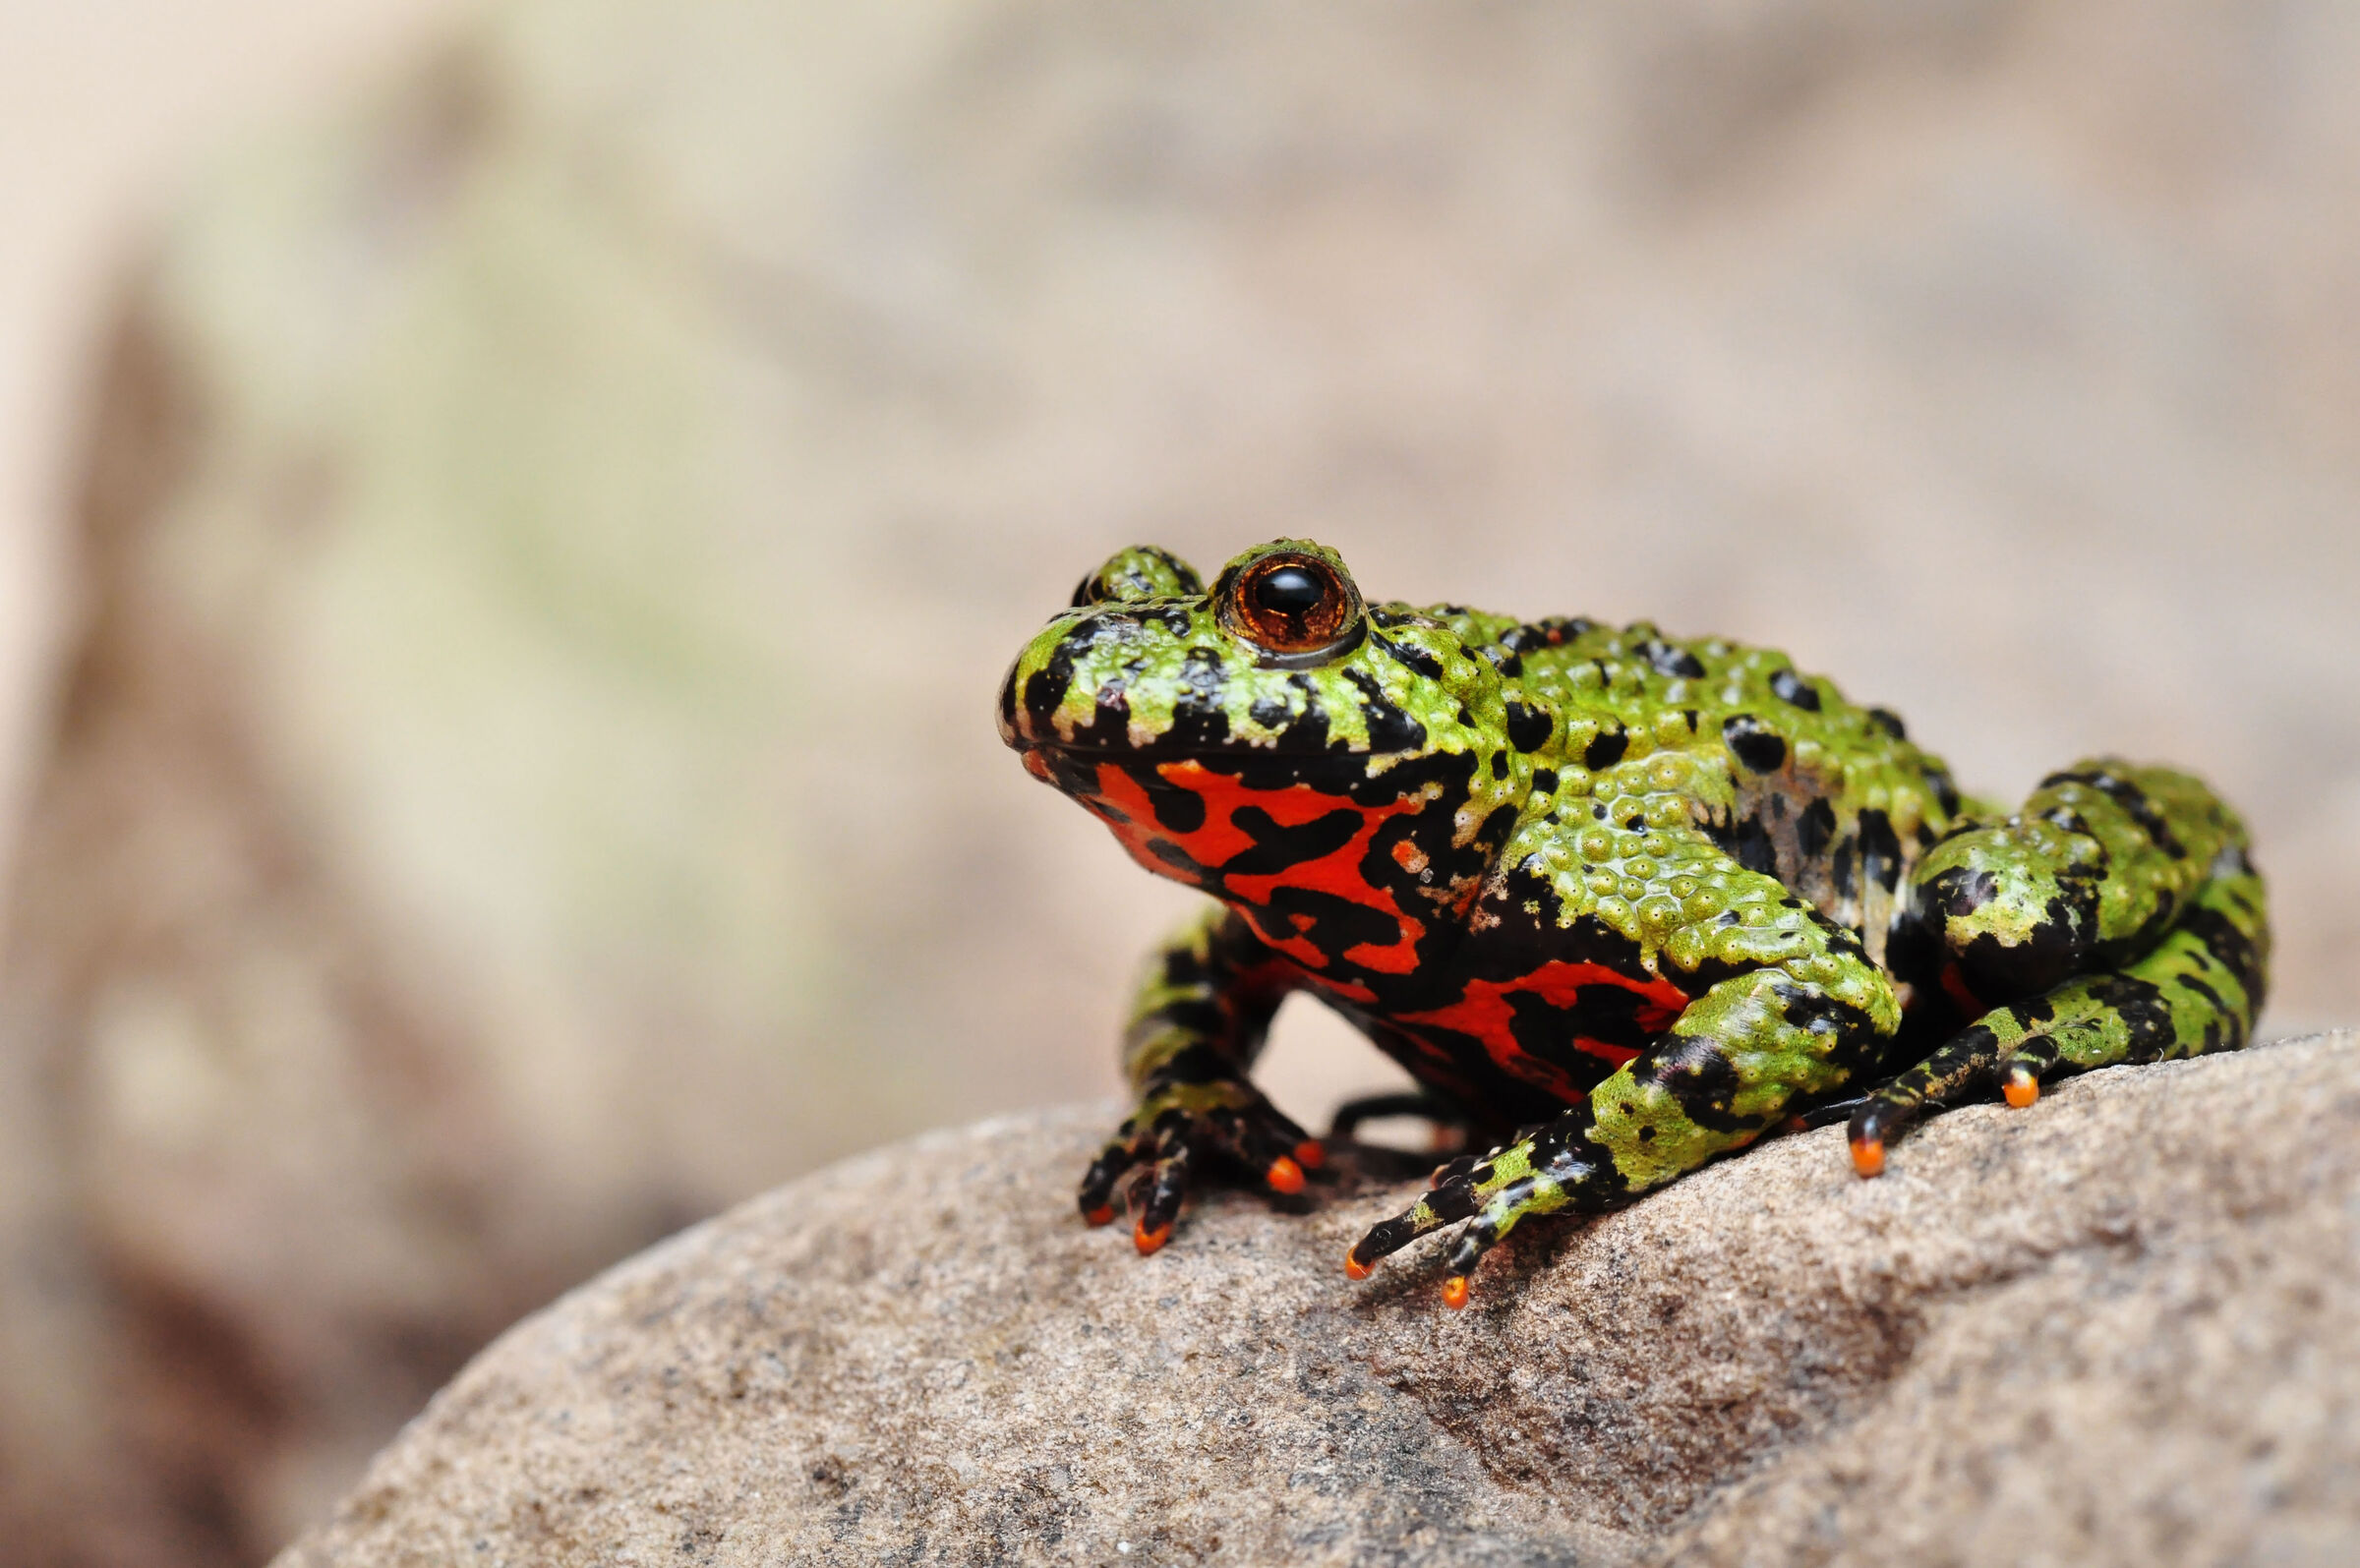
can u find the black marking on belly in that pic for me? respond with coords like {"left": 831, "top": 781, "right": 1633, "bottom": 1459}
{"left": 1133, "top": 766, "right": 1209, "bottom": 833}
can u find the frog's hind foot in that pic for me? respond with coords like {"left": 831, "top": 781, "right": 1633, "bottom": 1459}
{"left": 1860, "top": 762, "right": 2269, "bottom": 1178}
{"left": 1851, "top": 858, "right": 2267, "bottom": 1177}
{"left": 1344, "top": 1107, "right": 1625, "bottom": 1308}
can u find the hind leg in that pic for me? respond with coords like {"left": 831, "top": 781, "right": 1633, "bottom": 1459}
{"left": 1850, "top": 761, "right": 2269, "bottom": 1173}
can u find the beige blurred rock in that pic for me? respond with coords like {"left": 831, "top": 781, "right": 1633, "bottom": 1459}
{"left": 10, "top": 0, "right": 2360, "bottom": 1562}
{"left": 273, "top": 1032, "right": 2360, "bottom": 1567}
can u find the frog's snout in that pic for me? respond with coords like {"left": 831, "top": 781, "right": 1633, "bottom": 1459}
{"left": 995, "top": 660, "right": 1026, "bottom": 748}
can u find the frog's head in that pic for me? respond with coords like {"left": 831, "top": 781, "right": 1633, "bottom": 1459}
{"left": 999, "top": 540, "right": 1535, "bottom": 983}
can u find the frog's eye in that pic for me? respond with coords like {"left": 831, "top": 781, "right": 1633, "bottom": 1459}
{"left": 1217, "top": 550, "right": 1364, "bottom": 667}
{"left": 1072, "top": 547, "right": 1204, "bottom": 607}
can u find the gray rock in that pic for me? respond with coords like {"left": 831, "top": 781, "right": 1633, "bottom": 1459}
{"left": 277, "top": 1032, "right": 2360, "bottom": 1567}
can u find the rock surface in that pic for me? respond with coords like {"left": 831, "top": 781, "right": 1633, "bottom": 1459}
{"left": 277, "top": 1032, "right": 2360, "bottom": 1567}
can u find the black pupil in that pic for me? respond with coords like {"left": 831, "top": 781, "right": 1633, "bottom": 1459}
{"left": 1254, "top": 564, "right": 1328, "bottom": 616}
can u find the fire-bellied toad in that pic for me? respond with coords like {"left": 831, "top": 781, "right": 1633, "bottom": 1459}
{"left": 997, "top": 541, "right": 2270, "bottom": 1307}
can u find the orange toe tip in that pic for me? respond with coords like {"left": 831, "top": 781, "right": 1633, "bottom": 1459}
{"left": 1132, "top": 1222, "right": 1170, "bottom": 1256}
{"left": 1294, "top": 1139, "right": 1327, "bottom": 1170}
{"left": 1084, "top": 1205, "right": 1114, "bottom": 1227}
{"left": 1266, "top": 1155, "right": 1306, "bottom": 1194}
{"left": 1850, "top": 1137, "right": 1886, "bottom": 1179}
{"left": 2002, "top": 1076, "right": 2040, "bottom": 1110}
{"left": 1442, "top": 1276, "right": 1471, "bottom": 1310}
{"left": 1344, "top": 1252, "right": 1373, "bottom": 1282}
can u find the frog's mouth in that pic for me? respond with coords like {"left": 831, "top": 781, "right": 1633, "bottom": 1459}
{"left": 1011, "top": 735, "right": 1381, "bottom": 812}
{"left": 994, "top": 642, "right": 1424, "bottom": 763}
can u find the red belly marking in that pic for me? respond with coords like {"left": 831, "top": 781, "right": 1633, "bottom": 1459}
{"left": 1394, "top": 961, "right": 1691, "bottom": 1097}
{"left": 1090, "top": 758, "right": 1431, "bottom": 977}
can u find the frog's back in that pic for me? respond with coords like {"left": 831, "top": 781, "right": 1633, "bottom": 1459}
{"left": 1414, "top": 604, "right": 1968, "bottom": 969}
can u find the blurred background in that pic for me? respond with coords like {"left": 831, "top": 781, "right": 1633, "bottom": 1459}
{"left": 1, "top": 1, "right": 2356, "bottom": 1563}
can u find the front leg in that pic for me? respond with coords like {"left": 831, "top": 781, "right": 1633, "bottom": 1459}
{"left": 1079, "top": 904, "right": 1322, "bottom": 1254}
{"left": 1349, "top": 843, "right": 1901, "bottom": 1306}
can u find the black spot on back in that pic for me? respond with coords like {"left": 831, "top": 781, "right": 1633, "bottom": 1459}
{"left": 1379, "top": 637, "right": 1445, "bottom": 678}
{"left": 1342, "top": 669, "right": 1425, "bottom": 752}
{"left": 1505, "top": 702, "right": 1553, "bottom": 753}
{"left": 1770, "top": 668, "right": 1821, "bottom": 712}
{"left": 1723, "top": 714, "right": 1787, "bottom": 774}
{"left": 1639, "top": 639, "right": 1707, "bottom": 679}
{"left": 1584, "top": 727, "right": 1627, "bottom": 771}
{"left": 1163, "top": 648, "right": 1232, "bottom": 750}
{"left": 2041, "top": 769, "right": 2187, "bottom": 859}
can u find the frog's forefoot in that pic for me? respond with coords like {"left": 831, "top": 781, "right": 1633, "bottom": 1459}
{"left": 1078, "top": 1079, "right": 1320, "bottom": 1254}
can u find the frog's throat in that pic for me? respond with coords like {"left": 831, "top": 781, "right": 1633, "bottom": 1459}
{"left": 1035, "top": 747, "right": 1506, "bottom": 995}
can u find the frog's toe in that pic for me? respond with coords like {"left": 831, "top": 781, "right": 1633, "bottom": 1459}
{"left": 1196, "top": 1096, "right": 1321, "bottom": 1197}
{"left": 1346, "top": 1113, "right": 1623, "bottom": 1306}
{"left": 1078, "top": 1132, "right": 1144, "bottom": 1224}
{"left": 1128, "top": 1142, "right": 1191, "bottom": 1253}
{"left": 1344, "top": 1166, "right": 1485, "bottom": 1278}
{"left": 1081, "top": 1088, "right": 1321, "bottom": 1253}
{"left": 1999, "top": 1034, "right": 2063, "bottom": 1109}
{"left": 1078, "top": 1109, "right": 1185, "bottom": 1230}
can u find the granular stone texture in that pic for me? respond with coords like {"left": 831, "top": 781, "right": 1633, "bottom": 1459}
{"left": 276, "top": 1032, "right": 2360, "bottom": 1567}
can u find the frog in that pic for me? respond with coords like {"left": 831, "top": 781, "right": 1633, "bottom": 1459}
{"left": 996, "top": 540, "right": 2270, "bottom": 1308}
